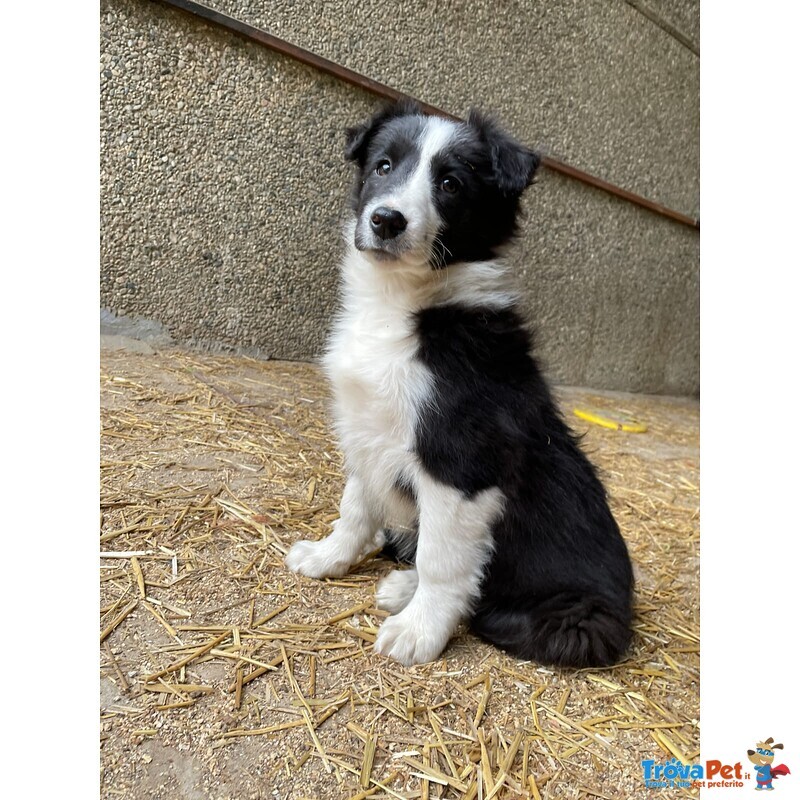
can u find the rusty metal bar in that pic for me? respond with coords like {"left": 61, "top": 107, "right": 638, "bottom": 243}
{"left": 150, "top": 0, "right": 699, "bottom": 230}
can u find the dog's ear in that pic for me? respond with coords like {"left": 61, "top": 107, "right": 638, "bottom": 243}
{"left": 467, "top": 109, "right": 540, "bottom": 196}
{"left": 344, "top": 99, "right": 421, "bottom": 165}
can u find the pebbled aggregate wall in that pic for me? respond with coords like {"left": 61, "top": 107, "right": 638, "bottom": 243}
{"left": 100, "top": 0, "right": 699, "bottom": 394}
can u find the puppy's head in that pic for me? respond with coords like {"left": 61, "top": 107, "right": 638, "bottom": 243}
{"left": 345, "top": 101, "right": 540, "bottom": 269}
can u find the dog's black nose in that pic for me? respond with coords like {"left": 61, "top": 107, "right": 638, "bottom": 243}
{"left": 370, "top": 207, "right": 407, "bottom": 240}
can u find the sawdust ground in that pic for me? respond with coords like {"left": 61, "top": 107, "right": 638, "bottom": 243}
{"left": 100, "top": 343, "right": 699, "bottom": 800}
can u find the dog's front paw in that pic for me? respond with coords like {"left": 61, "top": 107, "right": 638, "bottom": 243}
{"left": 374, "top": 602, "right": 451, "bottom": 666}
{"left": 376, "top": 569, "right": 418, "bottom": 614}
{"left": 285, "top": 539, "right": 350, "bottom": 579}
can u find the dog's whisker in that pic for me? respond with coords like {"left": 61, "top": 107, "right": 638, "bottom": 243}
{"left": 436, "top": 237, "right": 454, "bottom": 260}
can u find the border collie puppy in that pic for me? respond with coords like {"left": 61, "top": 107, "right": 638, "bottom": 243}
{"left": 286, "top": 101, "right": 634, "bottom": 668}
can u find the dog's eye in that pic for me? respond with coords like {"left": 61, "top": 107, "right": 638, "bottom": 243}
{"left": 376, "top": 159, "right": 392, "bottom": 176}
{"left": 440, "top": 176, "right": 461, "bottom": 194}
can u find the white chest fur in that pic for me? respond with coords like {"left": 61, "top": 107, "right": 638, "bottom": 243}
{"left": 322, "top": 248, "right": 434, "bottom": 516}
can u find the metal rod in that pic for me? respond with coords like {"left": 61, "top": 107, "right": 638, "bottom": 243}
{"left": 149, "top": 0, "right": 699, "bottom": 230}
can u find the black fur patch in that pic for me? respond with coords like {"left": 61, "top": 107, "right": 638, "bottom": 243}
{"left": 380, "top": 529, "right": 418, "bottom": 565}
{"left": 344, "top": 99, "right": 422, "bottom": 166}
{"left": 413, "top": 304, "right": 634, "bottom": 667}
{"left": 430, "top": 111, "right": 540, "bottom": 266}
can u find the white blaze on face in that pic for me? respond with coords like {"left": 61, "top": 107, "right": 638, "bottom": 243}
{"left": 365, "top": 117, "right": 460, "bottom": 264}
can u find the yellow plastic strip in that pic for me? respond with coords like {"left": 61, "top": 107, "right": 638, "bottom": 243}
{"left": 573, "top": 408, "right": 648, "bottom": 433}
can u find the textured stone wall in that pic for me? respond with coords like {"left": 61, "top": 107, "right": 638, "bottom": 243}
{"left": 100, "top": 0, "right": 699, "bottom": 394}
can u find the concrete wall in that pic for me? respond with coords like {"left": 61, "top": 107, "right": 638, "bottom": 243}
{"left": 100, "top": 0, "right": 699, "bottom": 394}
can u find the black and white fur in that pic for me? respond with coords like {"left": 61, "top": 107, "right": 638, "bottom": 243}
{"left": 286, "top": 102, "right": 634, "bottom": 668}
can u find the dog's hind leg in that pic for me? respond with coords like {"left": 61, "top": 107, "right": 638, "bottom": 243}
{"left": 286, "top": 474, "right": 379, "bottom": 579}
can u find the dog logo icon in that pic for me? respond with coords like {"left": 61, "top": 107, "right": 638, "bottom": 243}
{"left": 747, "top": 738, "right": 791, "bottom": 791}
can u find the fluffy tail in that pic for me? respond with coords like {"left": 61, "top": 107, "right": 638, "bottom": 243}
{"left": 470, "top": 593, "right": 632, "bottom": 668}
